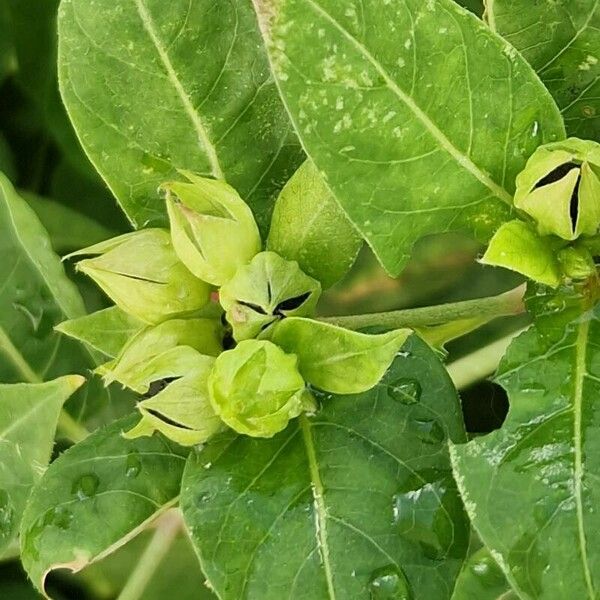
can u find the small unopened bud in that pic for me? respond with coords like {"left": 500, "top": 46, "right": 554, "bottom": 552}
{"left": 557, "top": 245, "right": 596, "bottom": 281}
{"left": 68, "top": 229, "right": 211, "bottom": 324}
{"left": 219, "top": 251, "right": 321, "bottom": 341}
{"left": 208, "top": 340, "right": 315, "bottom": 438}
{"left": 163, "top": 171, "right": 261, "bottom": 286}
{"left": 514, "top": 138, "right": 600, "bottom": 240}
{"left": 123, "top": 348, "right": 225, "bottom": 446}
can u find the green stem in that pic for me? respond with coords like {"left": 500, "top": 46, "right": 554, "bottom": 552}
{"left": 319, "top": 285, "right": 526, "bottom": 331}
{"left": 117, "top": 510, "right": 181, "bottom": 600}
{"left": 446, "top": 329, "right": 526, "bottom": 390}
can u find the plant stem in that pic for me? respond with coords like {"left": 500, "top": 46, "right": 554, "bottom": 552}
{"left": 319, "top": 285, "right": 526, "bottom": 331}
{"left": 57, "top": 410, "right": 90, "bottom": 444}
{"left": 446, "top": 329, "right": 527, "bottom": 390}
{"left": 117, "top": 510, "right": 181, "bottom": 600}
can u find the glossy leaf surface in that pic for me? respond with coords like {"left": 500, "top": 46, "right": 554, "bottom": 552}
{"left": 0, "top": 376, "right": 84, "bottom": 554}
{"left": 489, "top": 0, "right": 600, "bottom": 139}
{"left": 255, "top": 0, "right": 565, "bottom": 275}
{"left": 451, "top": 285, "right": 600, "bottom": 599}
{"left": 20, "top": 415, "right": 188, "bottom": 595}
{"left": 58, "top": 0, "right": 303, "bottom": 231}
{"left": 267, "top": 160, "right": 361, "bottom": 288}
{"left": 182, "top": 335, "right": 469, "bottom": 599}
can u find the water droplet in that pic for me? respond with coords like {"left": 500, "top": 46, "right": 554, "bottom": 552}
{"left": 72, "top": 474, "right": 99, "bottom": 500}
{"left": 413, "top": 419, "right": 444, "bottom": 444}
{"left": 125, "top": 453, "right": 141, "bottom": 478}
{"left": 469, "top": 551, "right": 507, "bottom": 588}
{"left": 368, "top": 565, "right": 412, "bottom": 599}
{"left": 388, "top": 379, "right": 421, "bottom": 405}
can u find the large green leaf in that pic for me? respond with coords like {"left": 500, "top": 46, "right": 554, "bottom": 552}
{"left": 20, "top": 415, "right": 188, "bottom": 595}
{"left": 451, "top": 286, "right": 600, "bottom": 599}
{"left": 181, "top": 335, "right": 469, "bottom": 599}
{"left": 489, "top": 0, "right": 600, "bottom": 139}
{"left": 255, "top": 0, "right": 565, "bottom": 275}
{"left": 58, "top": 0, "right": 304, "bottom": 232}
{"left": 0, "top": 172, "right": 132, "bottom": 427}
{"left": 0, "top": 376, "right": 84, "bottom": 554}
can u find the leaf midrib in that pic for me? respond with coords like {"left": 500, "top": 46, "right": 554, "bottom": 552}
{"left": 300, "top": 415, "right": 336, "bottom": 600}
{"left": 133, "top": 0, "right": 224, "bottom": 180}
{"left": 573, "top": 315, "right": 595, "bottom": 599}
{"left": 301, "top": 0, "right": 513, "bottom": 205}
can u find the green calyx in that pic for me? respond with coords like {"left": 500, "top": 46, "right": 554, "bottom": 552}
{"left": 67, "top": 229, "right": 211, "bottom": 324}
{"left": 208, "top": 340, "right": 315, "bottom": 438}
{"left": 163, "top": 171, "right": 261, "bottom": 286}
{"left": 483, "top": 138, "right": 600, "bottom": 287}
{"left": 219, "top": 251, "right": 322, "bottom": 342}
{"left": 514, "top": 138, "right": 600, "bottom": 240}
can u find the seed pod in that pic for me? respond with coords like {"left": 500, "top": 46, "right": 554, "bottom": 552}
{"left": 67, "top": 229, "right": 211, "bottom": 324}
{"left": 514, "top": 138, "right": 600, "bottom": 240}
{"left": 163, "top": 171, "right": 261, "bottom": 286}
{"left": 208, "top": 340, "right": 315, "bottom": 438}
{"left": 219, "top": 251, "right": 321, "bottom": 341}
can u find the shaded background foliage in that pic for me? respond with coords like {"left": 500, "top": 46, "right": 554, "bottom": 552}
{"left": 0, "top": 0, "right": 529, "bottom": 596}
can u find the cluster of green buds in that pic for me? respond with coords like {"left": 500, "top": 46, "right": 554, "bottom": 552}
{"left": 483, "top": 138, "right": 600, "bottom": 287}
{"left": 65, "top": 171, "right": 410, "bottom": 444}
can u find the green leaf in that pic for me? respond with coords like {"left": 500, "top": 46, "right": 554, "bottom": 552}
{"left": 55, "top": 307, "right": 143, "bottom": 359}
{"left": 0, "top": 172, "right": 132, "bottom": 426}
{"left": 481, "top": 220, "right": 561, "bottom": 287}
{"left": 267, "top": 160, "right": 361, "bottom": 288}
{"left": 0, "top": 375, "right": 84, "bottom": 554}
{"left": 268, "top": 317, "right": 411, "bottom": 393}
{"left": 255, "top": 0, "right": 565, "bottom": 275}
{"left": 451, "top": 547, "right": 515, "bottom": 600}
{"left": 58, "top": 0, "right": 303, "bottom": 232}
{"left": 181, "top": 335, "right": 469, "bottom": 600}
{"left": 489, "top": 0, "right": 600, "bottom": 139}
{"left": 0, "top": 3, "right": 16, "bottom": 83}
{"left": 23, "top": 192, "right": 117, "bottom": 253}
{"left": 450, "top": 286, "right": 600, "bottom": 599}
{"left": 20, "top": 415, "right": 188, "bottom": 595}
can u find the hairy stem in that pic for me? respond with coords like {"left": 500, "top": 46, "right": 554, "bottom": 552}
{"left": 57, "top": 410, "right": 90, "bottom": 444}
{"left": 117, "top": 510, "right": 181, "bottom": 600}
{"left": 446, "top": 329, "right": 526, "bottom": 390}
{"left": 319, "top": 284, "right": 526, "bottom": 331}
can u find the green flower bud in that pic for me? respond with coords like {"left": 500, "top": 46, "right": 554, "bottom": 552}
{"left": 68, "top": 229, "right": 211, "bottom": 324}
{"left": 208, "top": 340, "right": 315, "bottom": 438}
{"left": 514, "top": 138, "right": 600, "bottom": 240}
{"left": 99, "top": 317, "right": 222, "bottom": 392}
{"left": 123, "top": 348, "right": 225, "bottom": 447}
{"left": 557, "top": 245, "right": 596, "bottom": 281}
{"left": 163, "top": 171, "right": 261, "bottom": 286}
{"left": 219, "top": 251, "right": 321, "bottom": 341}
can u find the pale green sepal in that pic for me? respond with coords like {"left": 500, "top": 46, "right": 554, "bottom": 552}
{"left": 208, "top": 340, "right": 309, "bottom": 438}
{"left": 102, "top": 318, "right": 222, "bottom": 392}
{"left": 268, "top": 318, "right": 412, "bottom": 394}
{"left": 124, "top": 351, "right": 225, "bottom": 447}
{"left": 219, "top": 251, "right": 321, "bottom": 341}
{"left": 163, "top": 172, "right": 261, "bottom": 286}
{"left": 55, "top": 306, "right": 143, "bottom": 358}
{"left": 481, "top": 220, "right": 561, "bottom": 287}
{"left": 68, "top": 229, "right": 211, "bottom": 324}
{"left": 267, "top": 160, "right": 361, "bottom": 288}
{"left": 515, "top": 168, "right": 579, "bottom": 240}
{"left": 578, "top": 162, "right": 600, "bottom": 236}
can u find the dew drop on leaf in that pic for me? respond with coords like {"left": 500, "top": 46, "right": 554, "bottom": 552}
{"left": 413, "top": 419, "right": 445, "bottom": 444}
{"left": 368, "top": 564, "right": 412, "bottom": 599}
{"left": 72, "top": 473, "right": 99, "bottom": 500}
{"left": 125, "top": 452, "right": 141, "bottom": 478}
{"left": 469, "top": 553, "right": 507, "bottom": 587}
{"left": 387, "top": 379, "right": 421, "bottom": 405}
